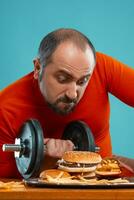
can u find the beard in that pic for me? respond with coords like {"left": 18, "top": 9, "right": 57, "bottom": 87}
{"left": 46, "top": 95, "right": 78, "bottom": 115}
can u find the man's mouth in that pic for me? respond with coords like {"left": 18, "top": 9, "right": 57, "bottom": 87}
{"left": 58, "top": 101, "right": 76, "bottom": 108}
{"left": 46, "top": 97, "right": 78, "bottom": 115}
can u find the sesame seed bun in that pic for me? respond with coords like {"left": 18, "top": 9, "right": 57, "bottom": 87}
{"left": 70, "top": 171, "right": 96, "bottom": 178}
{"left": 57, "top": 151, "right": 102, "bottom": 173}
{"left": 62, "top": 151, "right": 102, "bottom": 164}
{"left": 95, "top": 170, "right": 121, "bottom": 176}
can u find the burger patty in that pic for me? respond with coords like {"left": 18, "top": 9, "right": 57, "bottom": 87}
{"left": 60, "top": 161, "right": 97, "bottom": 168}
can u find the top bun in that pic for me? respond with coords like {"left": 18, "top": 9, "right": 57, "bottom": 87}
{"left": 62, "top": 151, "right": 102, "bottom": 164}
{"left": 39, "top": 169, "right": 71, "bottom": 179}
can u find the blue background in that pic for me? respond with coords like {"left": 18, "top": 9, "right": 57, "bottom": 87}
{"left": 0, "top": 0, "right": 134, "bottom": 157}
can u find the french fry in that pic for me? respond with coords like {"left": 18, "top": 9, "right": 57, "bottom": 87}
{"left": 44, "top": 174, "right": 129, "bottom": 185}
{"left": 0, "top": 181, "right": 24, "bottom": 189}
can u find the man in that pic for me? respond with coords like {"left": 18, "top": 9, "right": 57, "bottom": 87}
{"left": 0, "top": 28, "right": 134, "bottom": 178}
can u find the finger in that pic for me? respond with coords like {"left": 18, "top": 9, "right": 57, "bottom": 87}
{"left": 65, "top": 140, "right": 74, "bottom": 151}
{"left": 44, "top": 138, "right": 50, "bottom": 144}
{"left": 45, "top": 139, "right": 56, "bottom": 157}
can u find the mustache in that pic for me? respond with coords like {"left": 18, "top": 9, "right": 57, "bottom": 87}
{"left": 56, "top": 95, "right": 78, "bottom": 104}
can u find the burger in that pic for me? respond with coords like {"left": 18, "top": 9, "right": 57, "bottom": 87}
{"left": 57, "top": 151, "right": 102, "bottom": 178}
{"left": 95, "top": 157, "right": 121, "bottom": 177}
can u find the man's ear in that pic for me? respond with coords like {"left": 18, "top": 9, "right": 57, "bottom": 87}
{"left": 33, "top": 58, "right": 41, "bottom": 80}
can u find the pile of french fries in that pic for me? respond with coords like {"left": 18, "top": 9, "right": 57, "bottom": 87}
{"left": 40, "top": 171, "right": 129, "bottom": 185}
{"left": 0, "top": 181, "right": 24, "bottom": 189}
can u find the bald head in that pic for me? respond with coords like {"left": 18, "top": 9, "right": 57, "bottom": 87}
{"left": 38, "top": 28, "right": 96, "bottom": 67}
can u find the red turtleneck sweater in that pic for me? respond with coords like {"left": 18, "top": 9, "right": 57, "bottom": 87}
{"left": 0, "top": 52, "right": 134, "bottom": 178}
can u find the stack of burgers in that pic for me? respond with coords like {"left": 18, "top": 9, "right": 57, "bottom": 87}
{"left": 40, "top": 151, "right": 122, "bottom": 181}
{"left": 40, "top": 151, "right": 102, "bottom": 180}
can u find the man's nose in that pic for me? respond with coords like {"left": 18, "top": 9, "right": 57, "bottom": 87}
{"left": 65, "top": 83, "right": 78, "bottom": 100}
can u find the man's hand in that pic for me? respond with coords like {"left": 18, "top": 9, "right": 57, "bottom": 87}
{"left": 113, "top": 154, "right": 134, "bottom": 172}
{"left": 44, "top": 138, "right": 74, "bottom": 158}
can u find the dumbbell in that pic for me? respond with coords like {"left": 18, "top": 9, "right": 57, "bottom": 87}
{"left": 2, "top": 119, "right": 99, "bottom": 179}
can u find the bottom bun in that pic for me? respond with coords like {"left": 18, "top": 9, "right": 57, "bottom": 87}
{"left": 71, "top": 171, "right": 96, "bottom": 178}
{"left": 40, "top": 169, "right": 71, "bottom": 179}
{"left": 58, "top": 164, "right": 96, "bottom": 173}
{"left": 81, "top": 171, "right": 96, "bottom": 178}
{"left": 95, "top": 170, "right": 121, "bottom": 176}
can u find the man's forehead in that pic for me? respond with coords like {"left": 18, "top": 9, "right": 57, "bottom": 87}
{"left": 52, "top": 41, "right": 93, "bottom": 58}
{"left": 51, "top": 62, "right": 92, "bottom": 74}
{"left": 50, "top": 42, "right": 95, "bottom": 73}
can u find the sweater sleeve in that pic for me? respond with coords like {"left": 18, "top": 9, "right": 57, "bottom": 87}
{"left": 0, "top": 108, "right": 21, "bottom": 178}
{"left": 97, "top": 52, "right": 134, "bottom": 107}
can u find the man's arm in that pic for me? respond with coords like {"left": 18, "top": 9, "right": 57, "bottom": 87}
{"left": 97, "top": 52, "right": 134, "bottom": 107}
{"left": 102, "top": 54, "right": 134, "bottom": 172}
{"left": 0, "top": 108, "right": 21, "bottom": 178}
{"left": 113, "top": 154, "right": 134, "bottom": 173}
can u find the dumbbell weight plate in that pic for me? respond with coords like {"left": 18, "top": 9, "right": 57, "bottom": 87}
{"left": 15, "top": 119, "right": 44, "bottom": 179}
{"left": 62, "top": 120, "right": 96, "bottom": 152}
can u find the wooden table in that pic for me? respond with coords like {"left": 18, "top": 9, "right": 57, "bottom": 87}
{"left": 0, "top": 180, "right": 134, "bottom": 200}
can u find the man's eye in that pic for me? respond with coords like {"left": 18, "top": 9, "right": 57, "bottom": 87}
{"left": 77, "top": 76, "right": 89, "bottom": 86}
{"left": 57, "top": 75, "right": 67, "bottom": 83}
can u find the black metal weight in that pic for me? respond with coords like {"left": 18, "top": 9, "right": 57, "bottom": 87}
{"left": 62, "top": 120, "right": 96, "bottom": 152}
{"left": 3, "top": 119, "right": 44, "bottom": 179}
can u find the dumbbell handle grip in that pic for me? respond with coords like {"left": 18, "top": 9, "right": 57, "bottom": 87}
{"left": 95, "top": 146, "right": 100, "bottom": 152}
{"left": 2, "top": 144, "right": 22, "bottom": 152}
{"left": 2, "top": 144, "right": 46, "bottom": 152}
{"left": 3, "top": 143, "right": 47, "bottom": 152}
{"left": 44, "top": 144, "right": 100, "bottom": 152}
